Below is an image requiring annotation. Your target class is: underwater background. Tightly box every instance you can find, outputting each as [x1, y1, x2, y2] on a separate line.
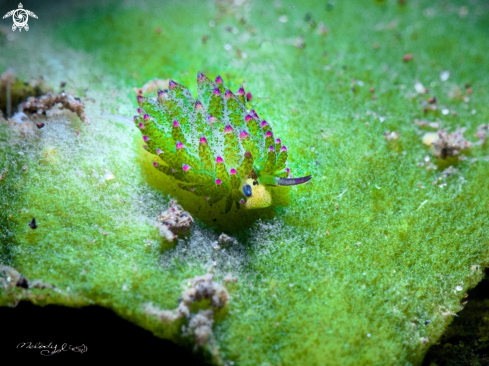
[1, 0, 489, 364]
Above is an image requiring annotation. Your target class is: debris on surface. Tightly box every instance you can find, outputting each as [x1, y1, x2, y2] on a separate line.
[211, 241, 221, 251]
[182, 273, 229, 309]
[0, 69, 50, 117]
[183, 309, 215, 346]
[422, 98, 438, 113]
[440, 166, 459, 179]
[213, 233, 238, 250]
[0, 265, 23, 290]
[28, 279, 56, 290]
[155, 199, 194, 242]
[224, 274, 238, 283]
[134, 78, 169, 95]
[0, 167, 8, 182]
[145, 272, 229, 323]
[432, 129, 472, 159]
[29, 217, 38, 229]
[475, 124, 488, 141]
[1, 112, 37, 136]
[211, 233, 238, 251]
[0, 265, 55, 291]
[383, 131, 401, 141]
[417, 155, 437, 171]
[294, 36, 306, 49]
[218, 233, 234, 245]
[432, 166, 466, 188]
[144, 272, 230, 360]
[16, 276, 29, 289]
[414, 81, 426, 94]
[414, 119, 440, 129]
[422, 132, 440, 146]
[23, 91, 89, 124]
[422, 127, 485, 159]
[403, 53, 413, 62]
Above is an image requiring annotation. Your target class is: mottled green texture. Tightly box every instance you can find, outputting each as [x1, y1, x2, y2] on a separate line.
[1, 0, 489, 365]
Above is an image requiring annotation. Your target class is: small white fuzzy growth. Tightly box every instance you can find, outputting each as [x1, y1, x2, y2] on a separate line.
[184, 309, 214, 346]
[183, 273, 229, 309]
[143, 302, 186, 322]
[143, 271, 230, 356]
[155, 199, 193, 242]
[0, 265, 21, 290]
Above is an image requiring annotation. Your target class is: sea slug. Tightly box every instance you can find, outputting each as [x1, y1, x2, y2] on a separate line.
[134, 73, 311, 212]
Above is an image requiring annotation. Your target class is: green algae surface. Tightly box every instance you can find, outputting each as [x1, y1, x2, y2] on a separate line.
[1, 0, 489, 365]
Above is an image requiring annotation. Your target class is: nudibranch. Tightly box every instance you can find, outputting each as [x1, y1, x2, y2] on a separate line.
[134, 72, 311, 212]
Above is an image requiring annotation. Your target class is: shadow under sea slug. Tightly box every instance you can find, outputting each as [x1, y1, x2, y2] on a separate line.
[134, 72, 311, 213]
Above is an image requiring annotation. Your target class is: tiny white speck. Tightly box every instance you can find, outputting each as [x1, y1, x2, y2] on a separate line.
[415, 81, 425, 94]
[455, 285, 463, 291]
[289, 283, 294, 287]
[209, 20, 216, 27]
[363, 272, 366, 275]
[471, 109, 477, 114]
[224, 44, 232, 51]
[440, 70, 450, 81]
[242, 52, 248, 59]
[367, 333, 371, 338]
[308, 288, 311, 291]
[104, 170, 115, 181]
[279, 15, 288, 23]
[442, 108, 449, 115]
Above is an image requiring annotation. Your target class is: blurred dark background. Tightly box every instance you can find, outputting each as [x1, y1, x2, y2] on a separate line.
[0, 302, 205, 364]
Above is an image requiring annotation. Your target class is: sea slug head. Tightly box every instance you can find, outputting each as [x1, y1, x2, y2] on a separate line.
[241, 178, 272, 209]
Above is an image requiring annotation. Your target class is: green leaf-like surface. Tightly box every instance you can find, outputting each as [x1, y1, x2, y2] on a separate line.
[1, 0, 489, 364]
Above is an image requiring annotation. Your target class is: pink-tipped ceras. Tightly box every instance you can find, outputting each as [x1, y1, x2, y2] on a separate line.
[134, 72, 311, 212]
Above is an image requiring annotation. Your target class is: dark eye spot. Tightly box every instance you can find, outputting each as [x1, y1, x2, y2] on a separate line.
[253, 180, 258, 186]
[242, 184, 252, 197]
